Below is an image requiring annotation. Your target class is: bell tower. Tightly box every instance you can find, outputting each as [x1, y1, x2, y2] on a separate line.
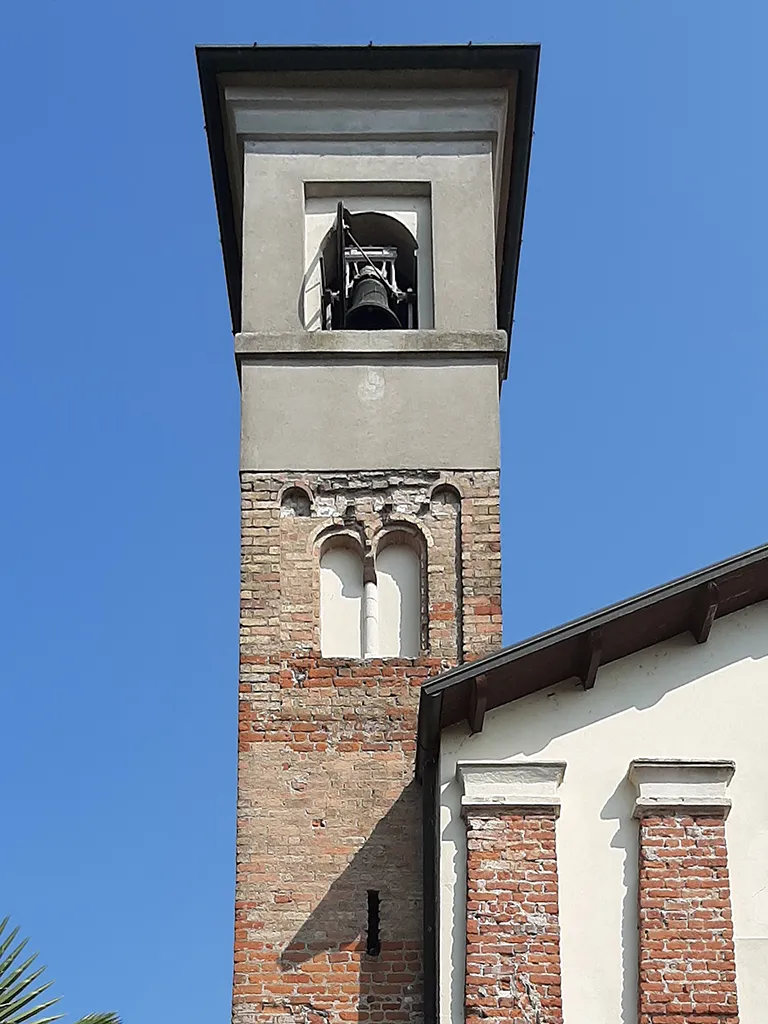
[197, 44, 538, 1024]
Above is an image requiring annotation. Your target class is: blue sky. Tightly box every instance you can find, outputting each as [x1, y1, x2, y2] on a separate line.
[1, 1, 766, 1022]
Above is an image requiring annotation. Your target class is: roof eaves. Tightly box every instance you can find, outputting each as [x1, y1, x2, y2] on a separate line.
[421, 539, 768, 702]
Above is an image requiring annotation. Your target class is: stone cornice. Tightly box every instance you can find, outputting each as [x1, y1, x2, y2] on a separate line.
[456, 760, 566, 816]
[628, 758, 736, 819]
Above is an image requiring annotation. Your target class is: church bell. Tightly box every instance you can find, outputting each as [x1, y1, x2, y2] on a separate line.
[344, 266, 402, 330]
[319, 202, 417, 330]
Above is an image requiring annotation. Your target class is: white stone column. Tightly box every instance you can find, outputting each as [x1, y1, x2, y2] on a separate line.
[457, 760, 567, 814]
[363, 579, 379, 659]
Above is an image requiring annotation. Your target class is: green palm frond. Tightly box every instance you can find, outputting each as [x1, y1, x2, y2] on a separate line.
[0, 920, 119, 1024]
[0, 919, 61, 1024]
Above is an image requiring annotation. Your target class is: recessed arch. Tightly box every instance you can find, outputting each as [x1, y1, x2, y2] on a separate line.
[374, 525, 426, 659]
[315, 525, 366, 560]
[320, 210, 419, 330]
[318, 528, 366, 658]
[372, 521, 428, 558]
[430, 483, 462, 509]
[280, 484, 313, 517]
[429, 483, 463, 661]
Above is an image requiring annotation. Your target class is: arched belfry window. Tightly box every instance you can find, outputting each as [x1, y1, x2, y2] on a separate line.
[320, 543, 364, 658]
[320, 204, 418, 331]
[376, 543, 421, 658]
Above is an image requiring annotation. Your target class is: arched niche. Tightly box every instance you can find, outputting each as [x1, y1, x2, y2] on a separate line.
[429, 483, 463, 659]
[375, 529, 424, 658]
[319, 536, 365, 658]
[280, 485, 312, 517]
[430, 483, 462, 511]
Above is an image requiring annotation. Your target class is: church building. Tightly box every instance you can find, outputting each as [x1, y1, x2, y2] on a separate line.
[197, 43, 768, 1024]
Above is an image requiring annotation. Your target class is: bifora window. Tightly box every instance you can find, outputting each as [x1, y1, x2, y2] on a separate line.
[319, 532, 422, 659]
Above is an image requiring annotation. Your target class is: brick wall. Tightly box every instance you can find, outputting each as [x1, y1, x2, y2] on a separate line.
[235, 655, 431, 1024]
[464, 811, 563, 1024]
[240, 470, 502, 663]
[235, 470, 503, 1024]
[637, 814, 740, 1024]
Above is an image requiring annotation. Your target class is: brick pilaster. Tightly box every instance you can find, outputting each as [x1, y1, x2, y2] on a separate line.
[630, 760, 739, 1024]
[458, 762, 566, 1024]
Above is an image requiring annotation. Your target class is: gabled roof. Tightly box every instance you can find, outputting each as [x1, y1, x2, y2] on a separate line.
[196, 43, 539, 373]
[416, 540, 768, 780]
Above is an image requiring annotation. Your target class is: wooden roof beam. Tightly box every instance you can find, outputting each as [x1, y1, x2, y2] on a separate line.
[468, 673, 488, 734]
[692, 580, 719, 644]
[580, 628, 602, 690]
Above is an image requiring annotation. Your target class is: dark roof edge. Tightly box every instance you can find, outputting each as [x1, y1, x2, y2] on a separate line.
[497, 45, 539, 378]
[416, 537, 768, 1023]
[195, 42, 541, 71]
[196, 46, 242, 333]
[424, 538, 768, 699]
[195, 43, 540, 341]
[415, 538, 768, 783]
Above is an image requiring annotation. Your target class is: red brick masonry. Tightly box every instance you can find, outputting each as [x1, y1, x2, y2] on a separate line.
[234, 656, 432, 1024]
[235, 471, 504, 1024]
[638, 815, 740, 1024]
[464, 811, 563, 1024]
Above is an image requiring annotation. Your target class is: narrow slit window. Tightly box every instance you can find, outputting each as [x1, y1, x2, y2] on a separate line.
[366, 890, 381, 957]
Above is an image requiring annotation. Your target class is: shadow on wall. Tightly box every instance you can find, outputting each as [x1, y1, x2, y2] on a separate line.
[441, 610, 768, 1024]
[279, 784, 423, 1024]
[479, 618, 768, 759]
[600, 776, 639, 1024]
[439, 776, 640, 1024]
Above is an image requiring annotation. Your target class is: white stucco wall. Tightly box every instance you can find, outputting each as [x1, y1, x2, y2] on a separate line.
[239, 357, 501, 472]
[439, 601, 768, 1024]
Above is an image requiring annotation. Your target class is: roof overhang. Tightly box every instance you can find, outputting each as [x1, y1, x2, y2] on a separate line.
[416, 540, 768, 780]
[417, 538, 768, 1022]
[196, 44, 540, 375]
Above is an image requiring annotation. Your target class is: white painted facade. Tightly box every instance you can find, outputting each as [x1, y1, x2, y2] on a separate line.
[438, 601, 768, 1024]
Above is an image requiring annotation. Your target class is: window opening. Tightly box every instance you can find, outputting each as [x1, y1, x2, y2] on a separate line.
[366, 890, 381, 957]
[321, 203, 418, 330]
